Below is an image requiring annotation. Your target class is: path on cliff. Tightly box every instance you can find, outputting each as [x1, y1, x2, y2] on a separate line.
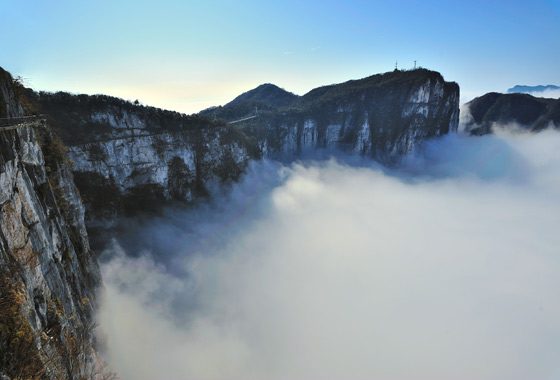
[0, 115, 44, 128]
[227, 114, 258, 124]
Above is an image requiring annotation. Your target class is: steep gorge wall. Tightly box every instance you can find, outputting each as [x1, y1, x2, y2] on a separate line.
[35, 69, 459, 226]
[67, 125, 255, 226]
[258, 72, 459, 158]
[0, 122, 104, 376]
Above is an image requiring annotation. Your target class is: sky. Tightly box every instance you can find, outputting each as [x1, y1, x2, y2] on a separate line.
[99, 127, 560, 380]
[1, 0, 560, 114]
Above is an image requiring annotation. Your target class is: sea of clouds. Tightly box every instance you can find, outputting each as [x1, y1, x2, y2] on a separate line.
[524, 88, 560, 99]
[98, 125, 560, 380]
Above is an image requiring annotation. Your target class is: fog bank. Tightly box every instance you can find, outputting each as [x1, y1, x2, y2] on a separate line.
[523, 88, 560, 99]
[99, 129, 560, 380]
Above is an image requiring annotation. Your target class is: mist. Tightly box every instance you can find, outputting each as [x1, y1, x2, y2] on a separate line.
[523, 88, 560, 99]
[99, 128, 560, 380]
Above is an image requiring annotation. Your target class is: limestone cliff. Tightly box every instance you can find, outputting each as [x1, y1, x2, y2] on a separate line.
[247, 69, 459, 159]
[0, 73, 104, 379]
[29, 69, 459, 226]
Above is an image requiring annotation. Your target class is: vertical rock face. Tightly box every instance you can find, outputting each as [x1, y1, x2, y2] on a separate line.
[66, 126, 254, 226]
[0, 121, 103, 379]
[31, 69, 459, 226]
[258, 69, 460, 159]
[0, 68, 24, 119]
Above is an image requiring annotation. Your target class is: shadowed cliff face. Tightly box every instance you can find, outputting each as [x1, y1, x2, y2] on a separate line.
[0, 70, 107, 379]
[0, 67, 24, 119]
[28, 69, 459, 227]
[0, 123, 104, 379]
[250, 69, 459, 159]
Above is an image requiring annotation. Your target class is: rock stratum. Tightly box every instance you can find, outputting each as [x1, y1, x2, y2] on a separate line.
[0, 68, 105, 379]
[27, 68, 459, 226]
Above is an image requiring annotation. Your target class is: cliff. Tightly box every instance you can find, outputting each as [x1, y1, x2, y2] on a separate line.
[0, 74, 105, 379]
[465, 92, 560, 134]
[254, 68, 459, 158]
[0, 68, 24, 119]
[26, 69, 459, 226]
[202, 69, 459, 159]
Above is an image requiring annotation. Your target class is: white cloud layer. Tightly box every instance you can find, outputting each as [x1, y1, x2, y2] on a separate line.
[524, 88, 560, 99]
[99, 129, 560, 380]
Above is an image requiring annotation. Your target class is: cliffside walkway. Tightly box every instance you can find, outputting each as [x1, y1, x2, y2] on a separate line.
[0, 115, 45, 129]
[227, 115, 258, 124]
[227, 108, 259, 125]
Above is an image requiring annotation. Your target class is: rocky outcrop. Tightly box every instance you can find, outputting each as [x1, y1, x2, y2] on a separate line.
[28, 69, 459, 226]
[254, 69, 459, 159]
[0, 67, 24, 119]
[67, 126, 254, 225]
[0, 120, 104, 379]
[464, 92, 560, 135]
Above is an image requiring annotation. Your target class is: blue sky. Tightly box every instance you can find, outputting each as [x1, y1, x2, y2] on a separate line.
[2, 0, 559, 114]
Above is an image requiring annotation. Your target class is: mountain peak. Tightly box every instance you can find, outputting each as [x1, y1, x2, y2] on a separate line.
[226, 83, 299, 108]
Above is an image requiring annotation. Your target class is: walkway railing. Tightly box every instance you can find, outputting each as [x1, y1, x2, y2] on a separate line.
[0, 115, 44, 128]
[227, 107, 259, 125]
[227, 114, 258, 125]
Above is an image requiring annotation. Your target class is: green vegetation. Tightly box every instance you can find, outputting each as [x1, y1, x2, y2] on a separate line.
[197, 69, 458, 155]
[227, 83, 298, 108]
[36, 126, 72, 172]
[24, 90, 222, 144]
[201, 100, 278, 123]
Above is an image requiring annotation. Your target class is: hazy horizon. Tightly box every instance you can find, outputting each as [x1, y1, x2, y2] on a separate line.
[2, 0, 559, 114]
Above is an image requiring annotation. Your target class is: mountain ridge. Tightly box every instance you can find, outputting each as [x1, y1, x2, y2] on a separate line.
[2, 66, 460, 228]
[507, 84, 560, 94]
[464, 92, 560, 135]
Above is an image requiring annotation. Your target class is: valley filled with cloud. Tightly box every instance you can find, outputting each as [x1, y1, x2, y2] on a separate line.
[99, 127, 560, 380]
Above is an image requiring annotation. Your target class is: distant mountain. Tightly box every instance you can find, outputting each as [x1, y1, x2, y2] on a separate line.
[507, 85, 560, 94]
[227, 83, 299, 108]
[199, 83, 299, 121]
[465, 92, 560, 135]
